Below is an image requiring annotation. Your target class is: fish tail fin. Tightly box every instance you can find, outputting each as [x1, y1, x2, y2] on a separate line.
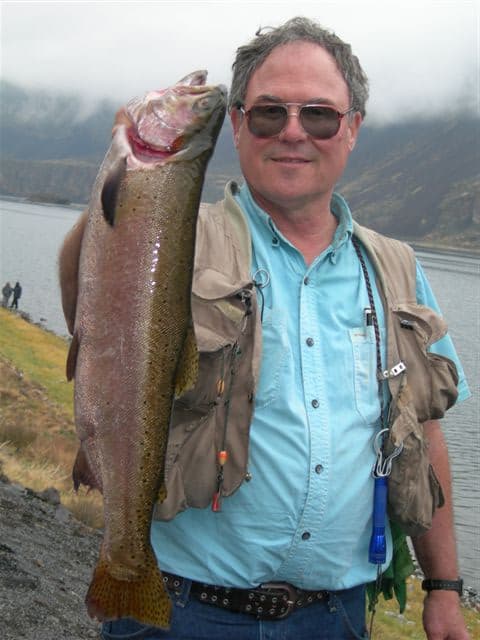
[85, 548, 172, 629]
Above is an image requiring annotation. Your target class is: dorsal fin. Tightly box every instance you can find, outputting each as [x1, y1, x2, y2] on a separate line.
[101, 157, 127, 226]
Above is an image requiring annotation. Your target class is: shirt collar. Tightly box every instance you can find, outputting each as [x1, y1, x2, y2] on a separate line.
[234, 183, 353, 254]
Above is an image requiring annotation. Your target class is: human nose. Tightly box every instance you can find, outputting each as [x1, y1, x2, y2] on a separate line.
[278, 106, 308, 142]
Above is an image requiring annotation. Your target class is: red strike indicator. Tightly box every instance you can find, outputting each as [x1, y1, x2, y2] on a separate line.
[211, 492, 221, 512]
[212, 450, 228, 512]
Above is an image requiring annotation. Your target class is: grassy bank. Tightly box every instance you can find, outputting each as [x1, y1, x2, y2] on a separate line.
[0, 307, 102, 526]
[0, 308, 73, 414]
[0, 307, 478, 638]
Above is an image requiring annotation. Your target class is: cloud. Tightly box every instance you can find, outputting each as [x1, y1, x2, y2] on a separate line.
[1, 0, 478, 122]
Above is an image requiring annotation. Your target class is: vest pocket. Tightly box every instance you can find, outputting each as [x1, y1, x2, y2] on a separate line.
[392, 304, 459, 421]
[385, 387, 444, 536]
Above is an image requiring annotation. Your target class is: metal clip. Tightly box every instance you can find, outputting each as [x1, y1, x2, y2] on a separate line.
[253, 268, 270, 289]
[380, 361, 406, 380]
[372, 429, 404, 478]
[400, 319, 415, 330]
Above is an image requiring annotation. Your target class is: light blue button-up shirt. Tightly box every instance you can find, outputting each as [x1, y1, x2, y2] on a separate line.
[151, 184, 469, 590]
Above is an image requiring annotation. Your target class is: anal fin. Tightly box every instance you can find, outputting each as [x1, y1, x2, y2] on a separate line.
[72, 444, 102, 493]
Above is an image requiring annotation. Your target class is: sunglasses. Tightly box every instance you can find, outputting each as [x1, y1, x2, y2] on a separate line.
[237, 102, 355, 140]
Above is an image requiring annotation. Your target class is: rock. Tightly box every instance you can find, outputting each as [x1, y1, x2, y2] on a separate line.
[38, 486, 61, 505]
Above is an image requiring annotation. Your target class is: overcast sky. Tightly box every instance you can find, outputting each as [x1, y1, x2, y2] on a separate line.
[1, 0, 479, 123]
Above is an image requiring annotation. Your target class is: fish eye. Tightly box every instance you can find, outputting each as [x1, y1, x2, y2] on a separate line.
[194, 96, 213, 112]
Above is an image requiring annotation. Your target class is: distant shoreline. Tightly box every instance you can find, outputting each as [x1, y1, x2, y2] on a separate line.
[1, 194, 479, 257]
[0, 193, 85, 211]
[409, 242, 480, 259]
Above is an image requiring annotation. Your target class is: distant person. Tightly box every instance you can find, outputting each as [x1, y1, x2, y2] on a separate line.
[10, 282, 22, 309]
[2, 282, 12, 307]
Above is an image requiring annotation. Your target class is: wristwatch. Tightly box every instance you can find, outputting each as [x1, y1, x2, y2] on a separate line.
[421, 578, 463, 596]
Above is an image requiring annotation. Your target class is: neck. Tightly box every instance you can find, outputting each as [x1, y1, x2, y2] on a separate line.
[275, 211, 339, 265]
[250, 189, 339, 265]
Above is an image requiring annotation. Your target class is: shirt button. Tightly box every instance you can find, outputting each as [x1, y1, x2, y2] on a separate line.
[315, 464, 324, 474]
[302, 532, 311, 541]
[272, 237, 279, 246]
[306, 337, 314, 347]
[311, 399, 319, 408]
[303, 277, 310, 285]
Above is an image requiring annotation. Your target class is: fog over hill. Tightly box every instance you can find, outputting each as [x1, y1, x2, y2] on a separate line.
[1, 81, 479, 249]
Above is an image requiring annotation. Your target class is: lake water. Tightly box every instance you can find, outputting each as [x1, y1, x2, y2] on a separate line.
[1, 198, 479, 592]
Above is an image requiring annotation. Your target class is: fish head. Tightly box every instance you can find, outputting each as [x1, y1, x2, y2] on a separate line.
[116, 71, 227, 168]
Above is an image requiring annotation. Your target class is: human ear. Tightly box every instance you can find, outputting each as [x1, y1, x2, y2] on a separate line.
[347, 111, 363, 151]
[230, 108, 242, 149]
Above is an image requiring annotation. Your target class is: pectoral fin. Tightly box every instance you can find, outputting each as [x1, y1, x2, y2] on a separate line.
[174, 326, 199, 397]
[101, 156, 127, 226]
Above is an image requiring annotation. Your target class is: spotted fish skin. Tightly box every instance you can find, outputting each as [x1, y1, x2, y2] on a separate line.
[66, 72, 226, 628]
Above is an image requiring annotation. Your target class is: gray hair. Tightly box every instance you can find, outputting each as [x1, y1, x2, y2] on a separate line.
[229, 16, 369, 117]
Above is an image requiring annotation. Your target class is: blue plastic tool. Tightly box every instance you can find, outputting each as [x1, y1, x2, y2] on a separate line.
[369, 475, 388, 564]
[369, 429, 404, 565]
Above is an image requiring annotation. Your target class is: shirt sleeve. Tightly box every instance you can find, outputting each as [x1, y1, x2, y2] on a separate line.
[415, 260, 471, 404]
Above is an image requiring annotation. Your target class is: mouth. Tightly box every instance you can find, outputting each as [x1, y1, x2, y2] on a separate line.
[128, 130, 182, 163]
[271, 157, 311, 164]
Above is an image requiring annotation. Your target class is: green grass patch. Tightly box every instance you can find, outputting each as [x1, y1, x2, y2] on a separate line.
[0, 308, 73, 416]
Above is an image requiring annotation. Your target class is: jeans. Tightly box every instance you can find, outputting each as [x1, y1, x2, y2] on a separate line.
[101, 581, 368, 640]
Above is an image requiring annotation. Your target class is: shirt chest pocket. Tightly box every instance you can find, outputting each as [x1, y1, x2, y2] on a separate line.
[349, 326, 385, 425]
[255, 310, 291, 409]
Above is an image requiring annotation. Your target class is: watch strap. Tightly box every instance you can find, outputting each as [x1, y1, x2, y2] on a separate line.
[421, 578, 463, 595]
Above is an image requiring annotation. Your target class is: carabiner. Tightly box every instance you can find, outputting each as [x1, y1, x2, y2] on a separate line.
[372, 429, 403, 478]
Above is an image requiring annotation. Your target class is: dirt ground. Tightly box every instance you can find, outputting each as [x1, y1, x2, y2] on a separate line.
[0, 470, 102, 639]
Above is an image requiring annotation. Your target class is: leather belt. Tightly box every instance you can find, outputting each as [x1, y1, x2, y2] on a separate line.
[163, 571, 328, 620]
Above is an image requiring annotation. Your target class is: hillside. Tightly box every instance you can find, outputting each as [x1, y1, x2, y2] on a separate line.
[338, 117, 480, 249]
[0, 80, 479, 247]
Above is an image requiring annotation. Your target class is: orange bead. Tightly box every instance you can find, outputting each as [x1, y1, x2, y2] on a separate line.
[217, 450, 228, 466]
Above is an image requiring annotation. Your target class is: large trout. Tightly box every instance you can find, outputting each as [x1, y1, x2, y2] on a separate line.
[65, 71, 226, 628]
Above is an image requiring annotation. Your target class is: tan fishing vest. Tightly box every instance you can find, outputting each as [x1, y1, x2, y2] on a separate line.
[154, 182, 459, 537]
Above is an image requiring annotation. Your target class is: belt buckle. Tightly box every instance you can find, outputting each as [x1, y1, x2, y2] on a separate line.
[259, 582, 297, 619]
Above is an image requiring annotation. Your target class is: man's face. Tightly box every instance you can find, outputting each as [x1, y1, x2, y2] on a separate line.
[231, 41, 362, 215]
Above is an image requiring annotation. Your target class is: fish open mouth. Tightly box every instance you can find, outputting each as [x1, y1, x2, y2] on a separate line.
[128, 130, 182, 163]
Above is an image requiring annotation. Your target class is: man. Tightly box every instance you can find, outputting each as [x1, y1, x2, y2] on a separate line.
[61, 17, 470, 640]
[10, 281, 22, 310]
[2, 281, 12, 307]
